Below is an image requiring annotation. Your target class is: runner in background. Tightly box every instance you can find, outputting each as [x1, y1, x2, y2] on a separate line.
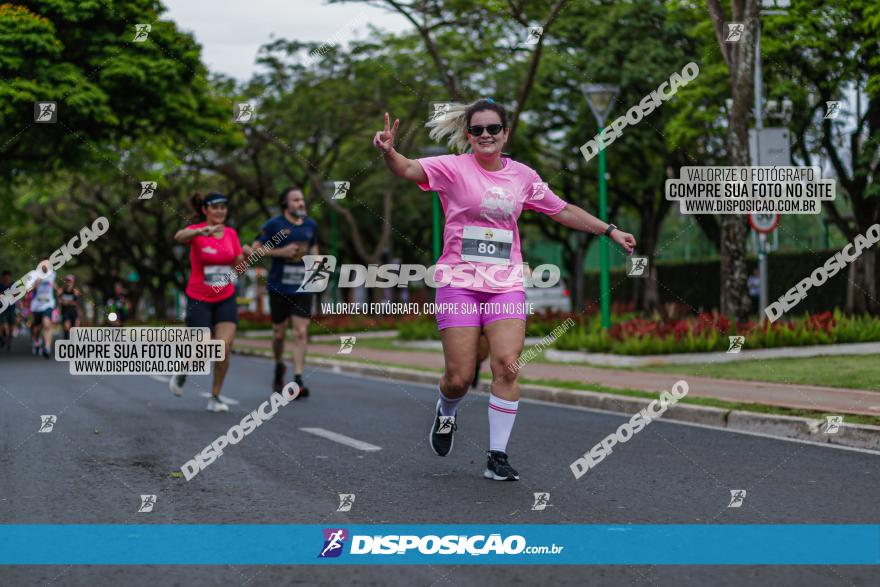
[374, 100, 636, 480]
[58, 274, 81, 339]
[29, 261, 56, 359]
[106, 281, 131, 326]
[0, 270, 16, 351]
[171, 192, 253, 412]
[252, 187, 319, 397]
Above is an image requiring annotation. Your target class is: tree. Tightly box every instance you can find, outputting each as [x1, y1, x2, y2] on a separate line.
[2, 0, 238, 318]
[763, 0, 880, 313]
[0, 1, 228, 181]
[705, 0, 760, 321]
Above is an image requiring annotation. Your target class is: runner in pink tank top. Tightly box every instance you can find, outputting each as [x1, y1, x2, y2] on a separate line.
[374, 99, 636, 481]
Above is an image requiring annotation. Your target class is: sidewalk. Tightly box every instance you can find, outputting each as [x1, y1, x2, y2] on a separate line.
[234, 337, 880, 417]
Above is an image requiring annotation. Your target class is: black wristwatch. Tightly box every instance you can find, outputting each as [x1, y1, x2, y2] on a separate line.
[604, 223, 617, 237]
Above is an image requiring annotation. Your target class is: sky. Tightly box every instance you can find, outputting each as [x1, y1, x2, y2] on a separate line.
[162, 0, 412, 80]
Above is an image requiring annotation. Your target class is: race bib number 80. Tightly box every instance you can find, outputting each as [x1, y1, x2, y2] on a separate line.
[460, 226, 513, 265]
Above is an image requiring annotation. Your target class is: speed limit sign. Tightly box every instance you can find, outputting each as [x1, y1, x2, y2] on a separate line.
[749, 212, 780, 234]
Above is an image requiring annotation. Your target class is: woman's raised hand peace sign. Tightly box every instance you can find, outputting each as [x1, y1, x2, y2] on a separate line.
[372, 112, 399, 153]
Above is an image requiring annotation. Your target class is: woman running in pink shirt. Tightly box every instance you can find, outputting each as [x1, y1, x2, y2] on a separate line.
[171, 192, 253, 412]
[374, 99, 636, 480]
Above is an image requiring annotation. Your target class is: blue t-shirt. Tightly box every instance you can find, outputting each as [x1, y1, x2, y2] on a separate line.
[256, 215, 319, 295]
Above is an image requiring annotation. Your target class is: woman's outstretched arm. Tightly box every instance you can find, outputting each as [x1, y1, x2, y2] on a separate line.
[550, 203, 637, 254]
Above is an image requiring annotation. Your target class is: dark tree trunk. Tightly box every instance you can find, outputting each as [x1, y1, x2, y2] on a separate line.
[708, 0, 759, 321]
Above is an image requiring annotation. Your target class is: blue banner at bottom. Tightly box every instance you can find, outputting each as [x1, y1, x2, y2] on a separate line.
[1, 525, 878, 565]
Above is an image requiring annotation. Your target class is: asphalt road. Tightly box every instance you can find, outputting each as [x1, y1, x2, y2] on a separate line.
[1, 336, 878, 586]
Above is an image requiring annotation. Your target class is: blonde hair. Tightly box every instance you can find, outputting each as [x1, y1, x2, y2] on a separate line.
[425, 99, 509, 154]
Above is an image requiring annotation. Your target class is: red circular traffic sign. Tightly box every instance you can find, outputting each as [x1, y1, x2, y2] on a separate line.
[749, 212, 780, 234]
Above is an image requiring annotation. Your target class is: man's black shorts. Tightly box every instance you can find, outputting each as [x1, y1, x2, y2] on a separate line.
[0, 307, 15, 325]
[186, 294, 238, 328]
[270, 291, 312, 323]
[30, 309, 53, 325]
[61, 308, 78, 324]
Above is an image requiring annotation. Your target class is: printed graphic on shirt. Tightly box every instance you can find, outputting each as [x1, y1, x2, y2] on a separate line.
[479, 186, 516, 221]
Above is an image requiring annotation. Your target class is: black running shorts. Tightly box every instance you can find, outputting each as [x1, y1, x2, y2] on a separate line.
[269, 291, 312, 323]
[185, 294, 239, 328]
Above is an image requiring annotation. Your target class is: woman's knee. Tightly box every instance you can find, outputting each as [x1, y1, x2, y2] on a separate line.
[490, 354, 520, 382]
[443, 370, 472, 394]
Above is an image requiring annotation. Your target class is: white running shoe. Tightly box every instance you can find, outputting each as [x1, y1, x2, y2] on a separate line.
[206, 396, 229, 412]
[169, 374, 185, 397]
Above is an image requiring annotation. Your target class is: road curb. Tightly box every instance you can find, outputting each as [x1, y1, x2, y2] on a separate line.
[234, 348, 880, 452]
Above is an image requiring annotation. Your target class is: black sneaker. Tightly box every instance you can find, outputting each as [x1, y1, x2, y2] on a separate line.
[294, 376, 309, 398]
[429, 400, 457, 457]
[484, 450, 519, 481]
[42, 347, 50, 359]
[273, 363, 286, 393]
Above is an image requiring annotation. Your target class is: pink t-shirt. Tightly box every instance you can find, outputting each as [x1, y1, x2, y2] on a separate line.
[417, 154, 567, 292]
[185, 223, 243, 302]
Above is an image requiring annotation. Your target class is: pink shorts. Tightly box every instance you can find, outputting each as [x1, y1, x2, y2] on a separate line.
[434, 287, 527, 330]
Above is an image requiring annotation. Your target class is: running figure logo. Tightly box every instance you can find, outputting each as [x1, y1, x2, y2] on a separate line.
[34, 102, 57, 123]
[524, 26, 543, 45]
[823, 415, 843, 434]
[728, 490, 746, 508]
[531, 182, 548, 201]
[337, 336, 356, 355]
[297, 255, 337, 293]
[336, 494, 355, 512]
[332, 182, 350, 200]
[429, 102, 452, 122]
[133, 24, 151, 42]
[319, 528, 348, 558]
[727, 336, 745, 353]
[725, 23, 744, 42]
[234, 103, 255, 123]
[628, 256, 648, 277]
[824, 101, 842, 119]
[138, 494, 157, 513]
[38, 415, 57, 433]
[531, 492, 550, 511]
[139, 181, 157, 200]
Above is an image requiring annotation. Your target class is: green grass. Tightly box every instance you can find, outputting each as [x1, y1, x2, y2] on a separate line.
[620, 354, 879, 391]
[234, 344, 880, 426]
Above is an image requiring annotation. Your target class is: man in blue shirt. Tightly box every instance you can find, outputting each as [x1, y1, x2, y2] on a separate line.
[253, 187, 319, 396]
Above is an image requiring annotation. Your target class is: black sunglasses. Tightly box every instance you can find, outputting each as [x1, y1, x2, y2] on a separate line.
[467, 124, 505, 136]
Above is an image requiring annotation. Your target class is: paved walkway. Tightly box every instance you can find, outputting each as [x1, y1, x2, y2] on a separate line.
[234, 337, 880, 417]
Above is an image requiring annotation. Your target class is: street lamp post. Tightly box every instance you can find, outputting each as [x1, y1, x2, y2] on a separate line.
[582, 83, 620, 330]
[420, 145, 447, 262]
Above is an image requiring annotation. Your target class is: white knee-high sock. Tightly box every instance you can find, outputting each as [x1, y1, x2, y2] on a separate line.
[438, 388, 463, 417]
[488, 394, 519, 453]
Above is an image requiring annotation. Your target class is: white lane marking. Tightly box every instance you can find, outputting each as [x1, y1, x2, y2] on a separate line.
[299, 427, 382, 451]
[320, 368, 880, 457]
[198, 392, 240, 405]
[149, 375, 170, 383]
